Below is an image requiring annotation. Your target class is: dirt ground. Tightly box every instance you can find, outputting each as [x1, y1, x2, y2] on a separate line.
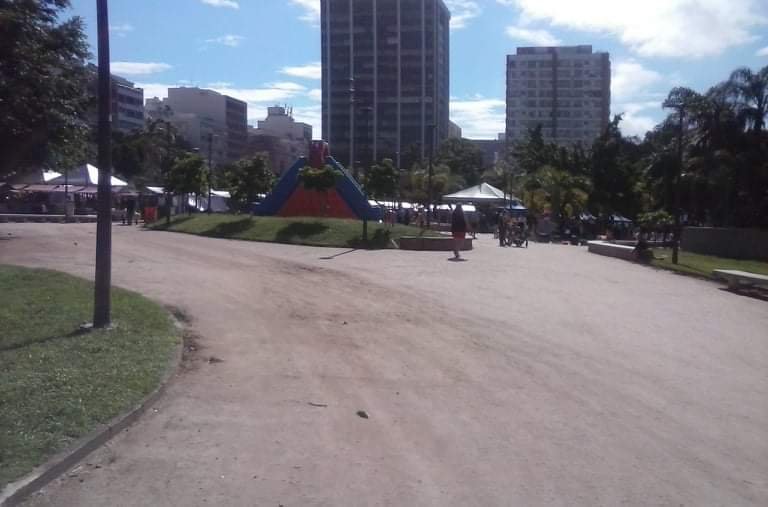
[1, 223, 766, 507]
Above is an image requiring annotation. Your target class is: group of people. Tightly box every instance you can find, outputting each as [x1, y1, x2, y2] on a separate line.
[496, 211, 528, 248]
[382, 207, 427, 228]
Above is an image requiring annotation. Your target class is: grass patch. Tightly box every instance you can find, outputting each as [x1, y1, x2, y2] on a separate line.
[651, 248, 768, 279]
[151, 214, 438, 249]
[0, 266, 179, 488]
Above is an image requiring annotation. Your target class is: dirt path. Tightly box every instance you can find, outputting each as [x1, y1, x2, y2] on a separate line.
[2, 223, 766, 506]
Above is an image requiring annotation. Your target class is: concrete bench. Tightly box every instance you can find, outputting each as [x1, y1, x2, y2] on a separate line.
[398, 236, 473, 251]
[712, 269, 768, 289]
[587, 241, 636, 261]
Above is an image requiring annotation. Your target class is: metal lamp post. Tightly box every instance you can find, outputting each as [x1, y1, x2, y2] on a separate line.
[426, 124, 435, 227]
[93, 0, 113, 328]
[207, 133, 216, 214]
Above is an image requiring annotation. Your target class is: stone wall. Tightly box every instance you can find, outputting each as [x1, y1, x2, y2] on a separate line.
[681, 227, 768, 260]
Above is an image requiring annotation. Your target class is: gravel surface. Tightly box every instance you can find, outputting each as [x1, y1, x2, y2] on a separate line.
[1, 223, 766, 507]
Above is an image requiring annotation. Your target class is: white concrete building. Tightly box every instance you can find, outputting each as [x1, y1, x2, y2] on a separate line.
[506, 45, 610, 147]
[246, 106, 312, 174]
[144, 87, 248, 165]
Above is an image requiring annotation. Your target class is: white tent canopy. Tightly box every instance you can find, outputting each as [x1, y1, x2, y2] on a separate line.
[442, 183, 508, 203]
[48, 164, 127, 187]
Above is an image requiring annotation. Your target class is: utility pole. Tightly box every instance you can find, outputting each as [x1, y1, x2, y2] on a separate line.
[360, 106, 373, 245]
[426, 124, 435, 227]
[164, 126, 173, 226]
[672, 107, 684, 265]
[93, 0, 112, 328]
[663, 87, 696, 266]
[349, 78, 356, 180]
[207, 133, 213, 214]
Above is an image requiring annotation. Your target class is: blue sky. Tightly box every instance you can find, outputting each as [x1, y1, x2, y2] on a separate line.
[68, 0, 768, 139]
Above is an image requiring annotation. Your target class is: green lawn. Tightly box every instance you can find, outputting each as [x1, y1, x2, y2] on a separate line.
[0, 266, 180, 488]
[651, 248, 768, 279]
[151, 214, 438, 248]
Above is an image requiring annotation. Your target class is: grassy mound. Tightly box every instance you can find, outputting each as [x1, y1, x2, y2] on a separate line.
[0, 266, 180, 488]
[151, 214, 438, 248]
[650, 249, 768, 278]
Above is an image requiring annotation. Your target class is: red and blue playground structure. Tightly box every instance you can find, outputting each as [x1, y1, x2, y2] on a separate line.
[255, 141, 381, 221]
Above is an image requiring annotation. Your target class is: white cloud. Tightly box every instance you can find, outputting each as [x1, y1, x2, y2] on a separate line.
[497, 0, 768, 58]
[611, 60, 662, 102]
[308, 88, 322, 101]
[613, 102, 660, 138]
[136, 83, 173, 100]
[280, 62, 322, 80]
[757, 46, 768, 57]
[290, 0, 320, 24]
[610, 61, 665, 137]
[112, 62, 172, 76]
[445, 0, 481, 29]
[201, 0, 239, 9]
[211, 83, 308, 118]
[450, 98, 506, 139]
[207, 81, 233, 88]
[205, 34, 245, 47]
[265, 82, 307, 92]
[505, 25, 561, 46]
[291, 104, 321, 134]
[109, 23, 134, 37]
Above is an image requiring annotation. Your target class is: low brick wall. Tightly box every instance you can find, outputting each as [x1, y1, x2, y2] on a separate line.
[682, 227, 768, 260]
[399, 236, 473, 251]
[587, 241, 636, 261]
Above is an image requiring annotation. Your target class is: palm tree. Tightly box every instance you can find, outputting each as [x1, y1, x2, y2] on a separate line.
[729, 66, 768, 132]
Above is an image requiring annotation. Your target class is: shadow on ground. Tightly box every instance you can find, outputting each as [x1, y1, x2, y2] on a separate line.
[319, 249, 358, 260]
[149, 216, 196, 231]
[721, 286, 768, 302]
[275, 222, 329, 243]
[347, 228, 393, 249]
[202, 217, 254, 238]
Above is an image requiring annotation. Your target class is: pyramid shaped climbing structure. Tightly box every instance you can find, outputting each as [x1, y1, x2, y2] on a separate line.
[255, 142, 381, 220]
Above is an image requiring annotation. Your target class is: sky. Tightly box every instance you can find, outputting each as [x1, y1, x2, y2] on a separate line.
[68, 0, 768, 140]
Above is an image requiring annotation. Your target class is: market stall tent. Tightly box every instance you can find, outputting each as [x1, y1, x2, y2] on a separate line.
[442, 183, 507, 203]
[48, 164, 127, 187]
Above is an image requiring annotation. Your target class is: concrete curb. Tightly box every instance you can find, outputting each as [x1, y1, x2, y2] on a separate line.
[0, 334, 184, 507]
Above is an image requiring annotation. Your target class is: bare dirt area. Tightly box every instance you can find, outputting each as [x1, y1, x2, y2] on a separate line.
[2, 223, 766, 507]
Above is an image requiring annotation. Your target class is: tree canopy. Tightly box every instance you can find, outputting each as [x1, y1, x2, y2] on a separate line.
[0, 0, 90, 179]
[504, 63, 768, 229]
[225, 155, 275, 212]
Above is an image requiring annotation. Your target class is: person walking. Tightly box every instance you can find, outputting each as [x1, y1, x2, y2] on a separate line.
[451, 204, 468, 260]
[498, 210, 507, 247]
[126, 197, 136, 226]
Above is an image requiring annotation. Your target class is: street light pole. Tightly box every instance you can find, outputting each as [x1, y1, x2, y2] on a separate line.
[207, 133, 213, 214]
[349, 78, 356, 180]
[426, 124, 435, 227]
[672, 107, 684, 265]
[93, 0, 113, 328]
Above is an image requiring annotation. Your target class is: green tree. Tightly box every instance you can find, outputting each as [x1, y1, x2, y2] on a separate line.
[436, 137, 484, 185]
[225, 155, 275, 212]
[509, 125, 552, 177]
[365, 158, 398, 199]
[165, 153, 207, 215]
[729, 65, 768, 132]
[0, 0, 90, 179]
[588, 115, 644, 219]
[522, 166, 589, 222]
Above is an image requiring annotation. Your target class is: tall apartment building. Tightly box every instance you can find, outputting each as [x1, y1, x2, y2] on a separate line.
[321, 0, 451, 172]
[147, 87, 248, 164]
[506, 45, 610, 147]
[86, 65, 144, 133]
[246, 106, 313, 174]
